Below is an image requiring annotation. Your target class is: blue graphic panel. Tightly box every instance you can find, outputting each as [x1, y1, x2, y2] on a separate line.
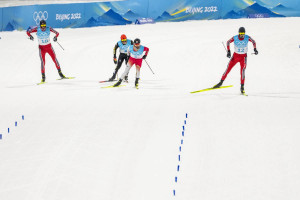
[0, 0, 300, 31]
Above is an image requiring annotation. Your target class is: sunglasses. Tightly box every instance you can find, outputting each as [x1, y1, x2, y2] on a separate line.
[239, 32, 245, 35]
[121, 39, 127, 42]
[41, 24, 46, 27]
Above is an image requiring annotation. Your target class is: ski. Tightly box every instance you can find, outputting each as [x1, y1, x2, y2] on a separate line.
[37, 81, 47, 85]
[241, 93, 248, 96]
[57, 77, 75, 80]
[101, 85, 125, 88]
[190, 85, 233, 94]
[99, 80, 117, 83]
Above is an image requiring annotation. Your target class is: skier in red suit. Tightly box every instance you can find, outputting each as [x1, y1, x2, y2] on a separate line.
[27, 20, 65, 83]
[213, 27, 258, 94]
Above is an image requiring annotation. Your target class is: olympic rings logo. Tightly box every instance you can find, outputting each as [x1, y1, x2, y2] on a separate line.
[236, 41, 246, 45]
[33, 11, 48, 25]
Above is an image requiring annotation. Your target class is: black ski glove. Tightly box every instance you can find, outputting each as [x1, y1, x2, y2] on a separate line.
[113, 56, 117, 64]
[227, 50, 231, 58]
[254, 48, 258, 55]
[29, 35, 34, 41]
[142, 55, 147, 60]
[53, 36, 57, 42]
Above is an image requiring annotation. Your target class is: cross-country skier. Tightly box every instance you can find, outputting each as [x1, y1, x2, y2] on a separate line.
[113, 38, 149, 88]
[213, 27, 258, 94]
[108, 34, 133, 82]
[27, 20, 66, 83]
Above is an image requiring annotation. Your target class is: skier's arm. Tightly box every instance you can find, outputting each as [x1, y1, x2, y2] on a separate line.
[249, 36, 258, 54]
[144, 47, 149, 56]
[113, 43, 119, 58]
[226, 37, 234, 51]
[26, 27, 37, 37]
[248, 36, 256, 49]
[50, 27, 59, 37]
[142, 47, 149, 59]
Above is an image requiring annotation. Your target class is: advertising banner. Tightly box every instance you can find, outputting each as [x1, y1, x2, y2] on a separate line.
[0, 0, 300, 31]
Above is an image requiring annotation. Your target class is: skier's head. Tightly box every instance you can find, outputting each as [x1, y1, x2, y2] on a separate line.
[121, 34, 127, 44]
[238, 27, 245, 38]
[133, 38, 141, 49]
[40, 20, 46, 31]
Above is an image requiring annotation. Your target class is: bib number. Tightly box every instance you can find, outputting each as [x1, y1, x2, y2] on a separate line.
[237, 48, 245, 53]
[41, 39, 49, 44]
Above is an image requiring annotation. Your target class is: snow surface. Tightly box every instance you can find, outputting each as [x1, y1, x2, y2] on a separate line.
[0, 17, 300, 200]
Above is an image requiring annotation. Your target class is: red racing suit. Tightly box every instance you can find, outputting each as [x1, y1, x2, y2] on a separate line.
[27, 27, 60, 74]
[222, 35, 256, 84]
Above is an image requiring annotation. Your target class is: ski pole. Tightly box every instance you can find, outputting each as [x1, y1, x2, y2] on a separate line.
[222, 42, 227, 52]
[144, 60, 155, 75]
[56, 41, 65, 50]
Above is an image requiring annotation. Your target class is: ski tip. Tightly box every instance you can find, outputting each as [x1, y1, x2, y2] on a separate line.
[57, 77, 75, 80]
[101, 85, 125, 88]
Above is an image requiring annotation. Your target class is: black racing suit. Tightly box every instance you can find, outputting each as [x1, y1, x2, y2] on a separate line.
[110, 40, 134, 81]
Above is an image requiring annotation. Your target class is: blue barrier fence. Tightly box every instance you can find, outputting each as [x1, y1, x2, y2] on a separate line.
[0, 0, 300, 31]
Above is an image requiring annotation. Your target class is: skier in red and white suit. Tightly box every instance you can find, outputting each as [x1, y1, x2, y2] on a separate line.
[213, 27, 258, 94]
[114, 38, 149, 88]
[27, 20, 65, 83]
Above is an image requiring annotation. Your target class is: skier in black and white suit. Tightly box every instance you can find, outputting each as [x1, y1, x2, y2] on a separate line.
[109, 34, 133, 82]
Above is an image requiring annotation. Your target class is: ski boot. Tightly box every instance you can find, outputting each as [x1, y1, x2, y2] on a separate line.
[108, 73, 116, 81]
[113, 79, 123, 87]
[240, 84, 245, 94]
[124, 75, 129, 83]
[213, 80, 224, 88]
[135, 78, 139, 88]
[58, 69, 66, 79]
[41, 73, 46, 83]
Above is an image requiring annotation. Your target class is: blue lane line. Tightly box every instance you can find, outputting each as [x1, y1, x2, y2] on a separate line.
[1, 115, 25, 141]
[173, 113, 188, 197]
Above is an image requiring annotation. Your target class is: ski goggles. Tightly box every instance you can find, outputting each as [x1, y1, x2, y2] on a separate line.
[40, 24, 46, 28]
[121, 39, 127, 42]
[239, 32, 245, 35]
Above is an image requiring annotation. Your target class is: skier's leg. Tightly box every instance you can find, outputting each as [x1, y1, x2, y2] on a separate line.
[135, 65, 141, 87]
[240, 56, 247, 93]
[39, 47, 46, 81]
[214, 56, 237, 88]
[110, 55, 125, 81]
[221, 56, 237, 81]
[114, 61, 133, 87]
[48, 45, 65, 78]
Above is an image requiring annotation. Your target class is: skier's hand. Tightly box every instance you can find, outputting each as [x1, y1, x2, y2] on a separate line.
[227, 50, 231, 58]
[142, 55, 147, 60]
[29, 35, 34, 41]
[113, 56, 117, 64]
[254, 48, 258, 55]
[53, 36, 57, 42]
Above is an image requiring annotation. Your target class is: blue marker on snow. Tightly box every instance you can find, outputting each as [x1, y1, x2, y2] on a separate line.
[182, 131, 184, 136]
[0, 134, 2, 140]
[15, 122, 17, 127]
[22, 115, 24, 120]
[8, 128, 10, 133]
